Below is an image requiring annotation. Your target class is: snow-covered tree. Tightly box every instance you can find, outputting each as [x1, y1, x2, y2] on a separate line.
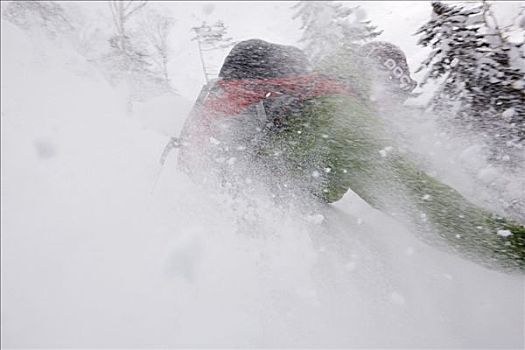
[416, 1, 525, 164]
[2, 1, 74, 39]
[102, 1, 178, 103]
[191, 20, 233, 83]
[108, 0, 147, 55]
[105, 1, 151, 77]
[138, 10, 176, 91]
[292, 1, 381, 63]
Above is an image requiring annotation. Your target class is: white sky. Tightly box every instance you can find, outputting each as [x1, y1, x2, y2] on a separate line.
[66, 1, 523, 100]
[160, 1, 435, 99]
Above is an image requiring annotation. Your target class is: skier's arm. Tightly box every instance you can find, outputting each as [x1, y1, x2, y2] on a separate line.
[304, 96, 525, 272]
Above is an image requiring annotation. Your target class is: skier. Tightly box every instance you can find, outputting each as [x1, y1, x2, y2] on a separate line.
[173, 39, 524, 272]
[177, 39, 352, 198]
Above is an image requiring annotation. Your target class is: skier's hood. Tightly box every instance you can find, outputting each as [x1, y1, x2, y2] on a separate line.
[219, 39, 312, 80]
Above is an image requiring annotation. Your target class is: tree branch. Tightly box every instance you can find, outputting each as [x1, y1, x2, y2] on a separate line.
[125, 1, 147, 20]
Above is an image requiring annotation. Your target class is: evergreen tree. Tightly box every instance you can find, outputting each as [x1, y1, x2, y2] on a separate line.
[416, 1, 525, 164]
[292, 1, 381, 63]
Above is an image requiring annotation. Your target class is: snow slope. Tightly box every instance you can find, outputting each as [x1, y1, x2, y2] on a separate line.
[1, 16, 524, 349]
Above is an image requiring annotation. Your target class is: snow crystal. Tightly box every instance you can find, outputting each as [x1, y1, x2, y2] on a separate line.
[497, 230, 513, 238]
[520, 14, 525, 29]
[442, 273, 454, 280]
[405, 247, 415, 256]
[502, 108, 515, 120]
[296, 289, 319, 306]
[324, 167, 332, 173]
[422, 194, 431, 200]
[379, 146, 393, 157]
[209, 137, 221, 145]
[311, 170, 320, 178]
[34, 139, 57, 159]
[345, 261, 357, 271]
[477, 167, 499, 184]
[390, 292, 406, 305]
[306, 213, 325, 224]
[512, 80, 524, 89]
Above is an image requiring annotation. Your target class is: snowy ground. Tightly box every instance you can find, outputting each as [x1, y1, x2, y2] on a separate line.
[2, 5, 525, 349]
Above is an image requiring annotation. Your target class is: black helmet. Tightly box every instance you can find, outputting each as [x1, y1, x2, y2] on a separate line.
[360, 41, 417, 95]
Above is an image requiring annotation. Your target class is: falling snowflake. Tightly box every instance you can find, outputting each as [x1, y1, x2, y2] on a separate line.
[379, 146, 394, 157]
[497, 230, 512, 238]
[306, 214, 325, 224]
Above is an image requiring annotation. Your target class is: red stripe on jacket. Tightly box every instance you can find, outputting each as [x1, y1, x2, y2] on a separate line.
[203, 74, 352, 116]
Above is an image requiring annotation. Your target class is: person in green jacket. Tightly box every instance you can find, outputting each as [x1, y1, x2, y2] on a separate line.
[178, 39, 525, 273]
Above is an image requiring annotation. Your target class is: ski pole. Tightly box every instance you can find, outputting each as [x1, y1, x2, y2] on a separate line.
[151, 136, 183, 195]
[160, 136, 182, 165]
